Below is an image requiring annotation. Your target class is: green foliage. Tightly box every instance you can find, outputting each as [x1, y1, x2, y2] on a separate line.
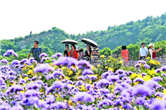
[99, 47, 112, 56]
[0, 13, 166, 60]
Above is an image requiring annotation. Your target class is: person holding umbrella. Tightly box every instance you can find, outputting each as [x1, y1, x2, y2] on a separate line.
[69, 44, 79, 60]
[64, 44, 69, 57]
[61, 39, 78, 59]
[81, 38, 98, 62]
[84, 44, 92, 61]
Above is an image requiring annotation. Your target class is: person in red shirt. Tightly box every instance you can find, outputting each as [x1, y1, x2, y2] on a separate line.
[69, 44, 79, 60]
[121, 45, 129, 66]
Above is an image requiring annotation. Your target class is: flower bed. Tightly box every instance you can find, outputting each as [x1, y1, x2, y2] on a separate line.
[0, 50, 166, 110]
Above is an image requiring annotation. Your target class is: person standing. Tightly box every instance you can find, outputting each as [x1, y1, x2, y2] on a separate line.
[91, 46, 99, 62]
[85, 45, 92, 61]
[64, 44, 69, 57]
[28, 41, 42, 63]
[76, 46, 84, 60]
[69, 44, 78, 60]
[138, 43, 148, 60]
[121, 45, 129, 66]
[148, 43, 162, 59]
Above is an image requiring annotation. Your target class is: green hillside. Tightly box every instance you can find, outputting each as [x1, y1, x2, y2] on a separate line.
[1, 12, 166, 57]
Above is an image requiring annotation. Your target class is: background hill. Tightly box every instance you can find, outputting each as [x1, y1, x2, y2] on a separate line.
[0, 12, 166, 60]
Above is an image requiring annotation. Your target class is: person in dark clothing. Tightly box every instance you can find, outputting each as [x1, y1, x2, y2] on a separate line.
[64, 44, 69, 57]
[84, 45, 92, 61]
[28, 41, 42, 63]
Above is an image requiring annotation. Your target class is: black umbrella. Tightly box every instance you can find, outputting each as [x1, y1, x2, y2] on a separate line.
[81, 38, 98, 47]
[61, 39, 78, 44]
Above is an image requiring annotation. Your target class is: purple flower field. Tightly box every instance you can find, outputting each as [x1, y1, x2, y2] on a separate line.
[0, 50, 166, 110]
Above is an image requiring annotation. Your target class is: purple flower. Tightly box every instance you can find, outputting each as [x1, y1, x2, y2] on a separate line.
[82, 69, 94, 75]
[134, 63, 141, 68]
[141, 73, 147, 77]
[149, 99, 166, 110]
[144, 64, 150, 69]
[77, 60, 91, 69]
[76, 81, 84, 86]
[69, 66, 76, 72]
[155, 68, 161, 73]
[52, 70, 65, 78]
[34, 64, 54, 73]
[3, 49, 18, 57]
[135, 97, 145, 105]
[161, 66, 166, 71]
[6, 85, 24, 95]
[24, 90, 40, 98]
[78, 76, 85, 80]
[96, 79, 110, 88]
[134, 78, 144, 84]
[55, 57, 77, 67]
[46, 81, 64, 94]
[0, 59, 8, 64]
[153, 76, 163, 82]
[123, 103, 133, 109]
[20, 58, 29, 64]
[161, 73, 166, 77]
[133, 84, 154, 97]
[107, 75, 119, 82]
[46, 95, 55, 104]
[137, 60, 146, 64]
[19, 78, 26, 84]
[37, 100, 48, 108]
[101, 71, 112, 79]
[127, 71, 133, 75]
[50, 102, 67, 109]
[97, 99, 114, 108]
[90, 75, 97, 80]
[63, 84, 72, 90]
[115, 69, 125, 75]
[40, 57, 50, 63]
[46, 74, 54, 80]
[125, 79, 132, 84]
[99, 88, 110, 94]
[114, 99, 123, 106]
[11, 60, 20, 66]
[39, 53, 48, 58]
[155, 92, 164, 97]
[7, 70, 17, 75]
[73, 92, 94, 103]
[29, 57, 35, 63]
[26, 82, 41, 90]
[51, 53, 63, 59]
[144, 80, 159, 90]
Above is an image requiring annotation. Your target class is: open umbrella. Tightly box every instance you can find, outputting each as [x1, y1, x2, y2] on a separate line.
[61, 39, 78, 44]
[81, 38, 98, 47]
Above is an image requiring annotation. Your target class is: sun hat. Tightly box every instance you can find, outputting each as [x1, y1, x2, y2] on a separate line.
[149, 43, 154, 47]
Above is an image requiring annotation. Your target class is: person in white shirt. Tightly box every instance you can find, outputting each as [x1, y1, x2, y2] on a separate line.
[148, 43, 162, 59]
[138, 43, 148, 60]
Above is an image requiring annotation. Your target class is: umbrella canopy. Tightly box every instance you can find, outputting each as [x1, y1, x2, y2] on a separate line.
[61, 39, 78, 44]
[81, 38, 98, 47]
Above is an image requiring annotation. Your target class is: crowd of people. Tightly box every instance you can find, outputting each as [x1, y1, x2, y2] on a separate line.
[27, 41, 162, 66]
[63, 44, 99, 62]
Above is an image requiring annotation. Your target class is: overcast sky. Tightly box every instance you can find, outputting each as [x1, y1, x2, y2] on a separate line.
[0, 0, 166, 40]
